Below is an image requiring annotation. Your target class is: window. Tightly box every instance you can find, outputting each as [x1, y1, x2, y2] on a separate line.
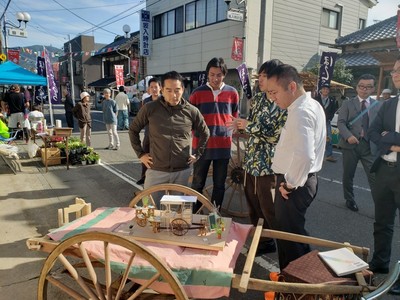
[186, 2, 195, 30]
[207, 0, 217, 24]
[196, 0, 206, 27]
[186, 0, 227, 31]
[322, 8, 339, 29]
[359, 18, 366, 30]
[153, 6, 184, 39]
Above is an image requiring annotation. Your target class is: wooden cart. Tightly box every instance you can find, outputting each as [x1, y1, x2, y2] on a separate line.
[27, 184, 399, 300]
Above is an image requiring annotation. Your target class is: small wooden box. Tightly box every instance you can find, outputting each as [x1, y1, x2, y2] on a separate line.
[54, 127, 73, 137]
[41, 147, 61, 166]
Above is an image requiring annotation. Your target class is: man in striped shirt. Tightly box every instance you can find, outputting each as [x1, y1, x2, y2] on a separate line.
[190, 57, 239, 209]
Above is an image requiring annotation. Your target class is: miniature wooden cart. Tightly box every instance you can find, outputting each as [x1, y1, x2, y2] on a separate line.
[26, 184, 399, 300]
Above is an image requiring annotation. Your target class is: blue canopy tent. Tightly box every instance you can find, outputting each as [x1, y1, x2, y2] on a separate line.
[0, 61, 47, 86]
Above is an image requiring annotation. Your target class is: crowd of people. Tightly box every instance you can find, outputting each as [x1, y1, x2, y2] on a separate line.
[127, 56, 400, 294]
[1, 55, 399, 295]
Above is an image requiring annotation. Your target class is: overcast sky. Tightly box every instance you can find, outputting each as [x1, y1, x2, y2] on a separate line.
[367, 0, 398, 25]
[1, 0, 398, 50]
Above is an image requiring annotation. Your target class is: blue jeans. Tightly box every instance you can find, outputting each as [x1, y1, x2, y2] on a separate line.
[191, 157, 229, 208]
[117, 110, 129, 130]
[326, 120, 333, 157]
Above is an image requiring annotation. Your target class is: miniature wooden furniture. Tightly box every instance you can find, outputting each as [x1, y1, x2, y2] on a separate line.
[129, 183, 215, 214]
[57, 197, 92, 227]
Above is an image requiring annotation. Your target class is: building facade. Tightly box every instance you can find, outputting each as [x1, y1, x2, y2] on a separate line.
[145, 0, 376, 85]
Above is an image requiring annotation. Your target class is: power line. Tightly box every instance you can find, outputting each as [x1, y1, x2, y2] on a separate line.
[27, 2, 136, 13]
[51, 0, 118, 36]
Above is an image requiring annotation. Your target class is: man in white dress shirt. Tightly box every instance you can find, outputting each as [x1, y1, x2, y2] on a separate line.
[266, 63, 326, 270]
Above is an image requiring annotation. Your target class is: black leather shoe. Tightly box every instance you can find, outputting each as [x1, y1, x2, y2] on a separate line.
[136, 177, 145, 185]
[368, 263, 389, 274]
[346, 200, 359, 212]
[389, 280, 400, 295]
[256, 240, 277, 256]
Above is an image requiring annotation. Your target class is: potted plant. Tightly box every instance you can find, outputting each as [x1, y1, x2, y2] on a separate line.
[215, 227, 222, 239]
[87, 152, 100, 164]
[81, 154, 88, 165]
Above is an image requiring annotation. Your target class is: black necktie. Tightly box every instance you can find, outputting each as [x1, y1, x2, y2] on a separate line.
[361, 100, 369, 140]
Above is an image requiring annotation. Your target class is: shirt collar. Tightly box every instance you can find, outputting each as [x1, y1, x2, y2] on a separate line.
[357, 95, 370, 103]
[287, 92, 309, 111]
[206, 82, 225, 91]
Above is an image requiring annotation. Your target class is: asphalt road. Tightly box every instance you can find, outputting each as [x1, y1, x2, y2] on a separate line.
[1, 104, 399, 299]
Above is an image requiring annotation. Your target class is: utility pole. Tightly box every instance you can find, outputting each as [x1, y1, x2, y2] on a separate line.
[68, 35, 75, 106]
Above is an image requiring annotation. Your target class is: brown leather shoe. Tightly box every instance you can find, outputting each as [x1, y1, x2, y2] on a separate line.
[325, 156, 337, 162]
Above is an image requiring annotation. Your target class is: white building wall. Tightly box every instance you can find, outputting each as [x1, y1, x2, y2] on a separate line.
[145, 0, 372, 74]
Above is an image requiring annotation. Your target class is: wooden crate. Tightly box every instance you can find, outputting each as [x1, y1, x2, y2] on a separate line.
[41, 147, 61, 166]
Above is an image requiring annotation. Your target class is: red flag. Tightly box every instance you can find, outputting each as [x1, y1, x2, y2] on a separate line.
[397, 9, 400, 48]
[231, 37, 243, 61]
[7, 49, 20, 64]
[114, 65, 124, 88]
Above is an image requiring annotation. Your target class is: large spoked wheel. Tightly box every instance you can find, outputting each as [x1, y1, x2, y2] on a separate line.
[38, 232, 189, 300]
[170, 218, 190, 236]
[204, 133, 249, 217]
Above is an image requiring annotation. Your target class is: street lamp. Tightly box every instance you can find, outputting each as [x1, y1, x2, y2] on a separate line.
[1, 12, 31, 55]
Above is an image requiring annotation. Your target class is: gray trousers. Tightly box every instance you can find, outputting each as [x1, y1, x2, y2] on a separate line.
[341, 139, 375, 203]
[370, 161, 400, 269]
[143, 168, 192, 207]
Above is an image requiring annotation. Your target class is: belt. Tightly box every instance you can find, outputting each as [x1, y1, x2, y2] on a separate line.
[275, 173, 316, 178]
[383, 160, 397, 167]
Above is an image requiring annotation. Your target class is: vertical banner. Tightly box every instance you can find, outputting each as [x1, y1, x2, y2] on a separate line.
[35, 57, 48, 105]
[44, 48, 60, 104]
[317, 52, 337, 92]
[140, 10, 151, 56]
[231, 37, 243, 61]
[7, 49, 20, 64]
[130, 59, 139, 82]
[236, 63, 253, 100]
[198, 71, 207, 86]
[115, 65, 124, 88]
[397, 9, 400, 48]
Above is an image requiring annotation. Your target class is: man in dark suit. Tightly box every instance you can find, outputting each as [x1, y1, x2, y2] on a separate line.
[367, 56, 400, 295]
[337, 74, 380, 212]
[314, 83, 338, 162]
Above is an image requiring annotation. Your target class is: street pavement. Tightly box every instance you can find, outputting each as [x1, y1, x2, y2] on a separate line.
[0, 104, 399, 299]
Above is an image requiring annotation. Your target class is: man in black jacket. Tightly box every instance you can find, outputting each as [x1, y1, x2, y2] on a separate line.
[314, 83, 337, 162]
[367, 55, 400, 295]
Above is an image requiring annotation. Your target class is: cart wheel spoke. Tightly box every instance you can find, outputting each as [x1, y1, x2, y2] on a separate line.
[38, 232, 189, 300]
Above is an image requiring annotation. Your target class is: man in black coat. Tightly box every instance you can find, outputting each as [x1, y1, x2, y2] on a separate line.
[367, 55, 400, 295]
[63, 90, 74, 129]
[314, 83, 337, 162]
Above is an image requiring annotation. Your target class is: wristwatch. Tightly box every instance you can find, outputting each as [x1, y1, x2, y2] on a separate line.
[282, 182, 295, 193]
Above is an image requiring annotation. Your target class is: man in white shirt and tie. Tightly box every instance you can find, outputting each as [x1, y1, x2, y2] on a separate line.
[368, 55, 400, 295]
[266, 63, 326, 270]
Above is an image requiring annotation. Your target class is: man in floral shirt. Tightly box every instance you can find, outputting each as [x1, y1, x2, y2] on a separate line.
[228, 59, 287, 256]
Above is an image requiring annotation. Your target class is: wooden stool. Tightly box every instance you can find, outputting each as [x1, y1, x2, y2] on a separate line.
[57, 197, 92, 227]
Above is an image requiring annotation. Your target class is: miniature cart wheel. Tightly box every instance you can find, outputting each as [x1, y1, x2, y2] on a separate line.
[171, 218, 190, 236]
[136, 214, 147, 227]
[37, 232, 189, 300]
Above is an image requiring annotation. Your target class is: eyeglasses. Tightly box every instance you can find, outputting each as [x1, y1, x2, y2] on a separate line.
[357, 85, 374, 90]
[390, 69, 400, 76]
